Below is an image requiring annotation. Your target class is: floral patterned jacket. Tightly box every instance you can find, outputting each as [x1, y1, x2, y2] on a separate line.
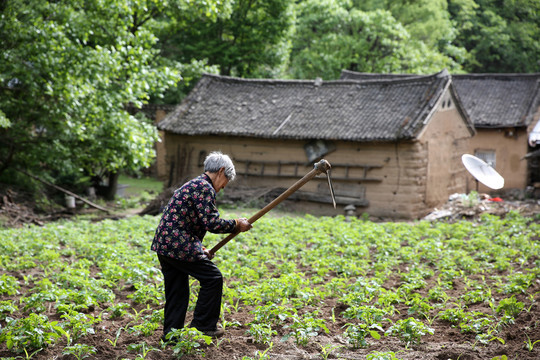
[151, 173, 236, 262]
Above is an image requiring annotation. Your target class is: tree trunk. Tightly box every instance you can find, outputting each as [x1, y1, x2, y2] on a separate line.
[104, 171, 119, 201]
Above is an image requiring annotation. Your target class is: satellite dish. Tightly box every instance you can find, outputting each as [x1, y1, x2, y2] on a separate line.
[461, 154, 504, 190]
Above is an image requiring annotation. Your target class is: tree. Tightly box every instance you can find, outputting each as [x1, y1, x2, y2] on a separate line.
[158, 0, 295, 79]
[449, 0, 540, 72]
[289, 0, 462, 80]
[351, 0, 471, 70]
[0, 0, 227, 197]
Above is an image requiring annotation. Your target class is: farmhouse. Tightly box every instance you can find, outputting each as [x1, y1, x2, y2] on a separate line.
[157, 70, 475, 219]
[341, 70, 540, 194]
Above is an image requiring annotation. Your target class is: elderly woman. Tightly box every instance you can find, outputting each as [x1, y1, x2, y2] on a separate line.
[151, 151, 252, 340]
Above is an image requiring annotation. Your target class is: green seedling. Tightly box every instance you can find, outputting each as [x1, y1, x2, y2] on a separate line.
[0, 274, 20, 295]
[104, 327, 124, 347]
[319, 343, 343, 360]
[523, 333, 540, 351]
[343, 323, 382, 349]
[62, 344, 97, 360]
[250, 303, 295, 326]
[283, 313, 329, 346]
[242, 342, 273, 360]
[246, 323, 276, 345]
[127, 282, 162, 305]
[165, 327, 212, 358]
[106, 302, 131, 319]
[127, 341, 161, 359]
[60, 312, 96, 344]
[222, 319, 242, 330]
[342, 305, 387, 324]
[0, 314, 63, 352]
[366, 350, 403, 360]
[0, 300, 17, 320]
[496, 296, 524, 317]
[525, 291, 539, 312]
[385, 318, 434, 348]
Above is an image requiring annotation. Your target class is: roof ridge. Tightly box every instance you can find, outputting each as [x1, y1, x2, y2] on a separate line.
[453, 73, 540, 80]
[341, 69, 540, 79]
[202, 70, 450, 87]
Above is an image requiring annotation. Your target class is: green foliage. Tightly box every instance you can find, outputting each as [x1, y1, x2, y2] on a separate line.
[366, 350, 403, 360]
[127, 282, 163, 305]
[0, 0, 181, 185]
[241, 343, 273, 360]
[250, 304, 294, 326]
[1, 211, 540, 357]
[283, 312, 329, 346]
[342, 305, 387, 324]
[0, 313, 63, 352]
[0, 300, 18, 320]
[165, 327, 212, 358]
[344, 323, 382, 349]
[0, 274, 20, 295]
[246, 323, 276, 345]
[59, 312, 96, 344]
[62, 343, 97, 360]
[523, 334, 540, 352]
[496, 296, 524, 318]
[289, 0, 462, 79]
[385, 317, 434, 348]
[449, 0, 540, 72]
[159, 0, 294, 79]
[127, 341, 161, 359]
[106, 302, 131, 319]
[502, 272, 535, 294]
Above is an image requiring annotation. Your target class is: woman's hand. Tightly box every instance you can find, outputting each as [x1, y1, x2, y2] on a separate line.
[203, 246, 214, 260]
[235, 218, 252, 232]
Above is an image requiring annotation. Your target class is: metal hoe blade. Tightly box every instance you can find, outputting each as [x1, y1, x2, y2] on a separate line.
[326, 169, 337, 209]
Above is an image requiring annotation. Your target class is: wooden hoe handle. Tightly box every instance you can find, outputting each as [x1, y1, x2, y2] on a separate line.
[209, 159, 332, 257]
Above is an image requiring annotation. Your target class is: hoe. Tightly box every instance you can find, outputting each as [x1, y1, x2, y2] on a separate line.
[209, 159, 336, 257]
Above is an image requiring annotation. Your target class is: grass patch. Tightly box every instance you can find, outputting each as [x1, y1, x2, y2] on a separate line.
[118, 175, 164, 197]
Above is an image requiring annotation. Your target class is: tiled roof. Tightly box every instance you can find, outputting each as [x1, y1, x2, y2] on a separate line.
[159, 70, 470, 141]
[340, 70, 540, 128]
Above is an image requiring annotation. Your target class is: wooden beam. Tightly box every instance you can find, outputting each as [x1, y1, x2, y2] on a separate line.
[18, 169, 111, 213]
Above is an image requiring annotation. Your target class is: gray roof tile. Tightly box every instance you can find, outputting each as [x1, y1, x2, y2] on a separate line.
[159, 70, 469, 141]
[340, 70, 540, 128]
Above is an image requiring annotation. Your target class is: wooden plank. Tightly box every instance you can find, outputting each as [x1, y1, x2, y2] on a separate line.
[234, 172, 382, 182]
[233, 159, 384, 182]
[290, 191, 369, 207]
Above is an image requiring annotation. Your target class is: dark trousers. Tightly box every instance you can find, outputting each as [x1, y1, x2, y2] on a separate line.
[157, 254, 223, 336]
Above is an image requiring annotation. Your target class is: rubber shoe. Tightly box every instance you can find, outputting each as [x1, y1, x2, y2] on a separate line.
[203, 328, 225, 338]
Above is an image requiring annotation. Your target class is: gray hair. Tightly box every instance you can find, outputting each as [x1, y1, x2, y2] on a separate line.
[204, 151, 236, 181]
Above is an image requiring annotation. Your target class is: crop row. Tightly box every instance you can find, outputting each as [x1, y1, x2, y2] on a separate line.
[0, 211, 539, 359]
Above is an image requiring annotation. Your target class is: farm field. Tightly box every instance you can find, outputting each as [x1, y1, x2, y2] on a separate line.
[0, 211, 539, 360]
